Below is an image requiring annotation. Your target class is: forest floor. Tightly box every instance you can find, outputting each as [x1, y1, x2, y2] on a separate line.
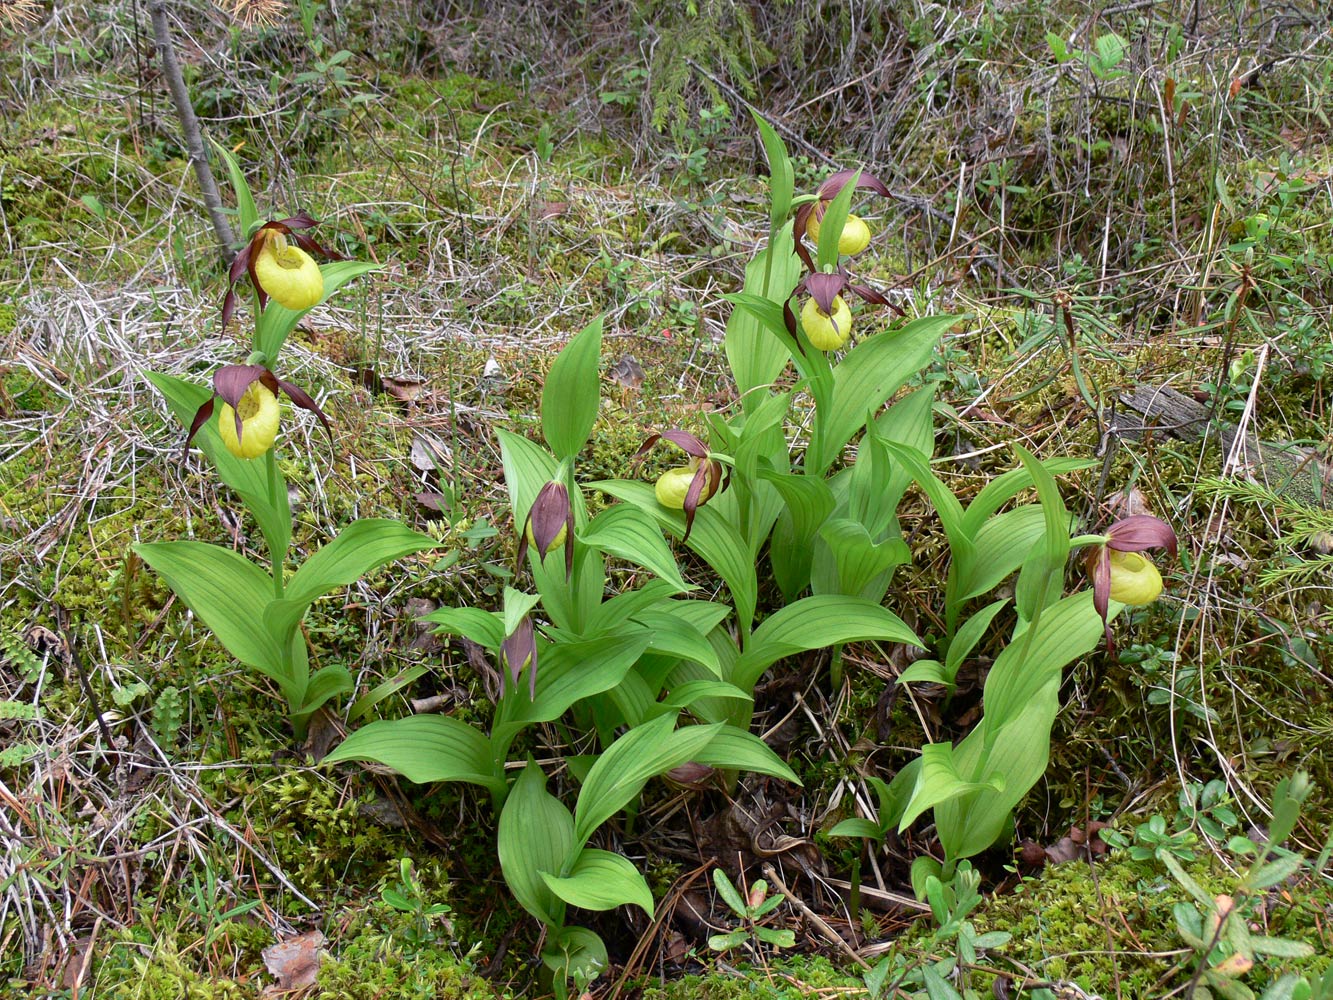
[2, 2, 1332, 998]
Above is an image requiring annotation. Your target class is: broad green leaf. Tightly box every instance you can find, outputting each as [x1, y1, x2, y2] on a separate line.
[1249, 937, 1315, 959]
[656, 680, 751, 711]
[982, 591, 1105, 724]
[944, 599, 1009, 676]
[956, 505, 1048, 602]
[828, 818, 883, 840]
[210, 141, 258, 237]
[726, 288, 807, 391]
[1012, 445, 1072, 622]
[134, 541, 284, 683]
[586, 579, 680, 632]
[256, 260, 381, 360]
[323, 715, 504, 795]
[897, 660, 949, 686]
[593, 479, 758, 635]
[752, 111, 794, 229]
[266, 519, 440, 648]
[498, 761, 574, 926]
[498, 629, 652, 740]
[420, 606, 506, 650]
[293, 664, 354, 715]
[816, 518, 910, 599]
[733, 595, 921, 693]
[690, 725, 801, 784]
[898, 742, 1005, 832]
[286, 519, 440, 608]
[541, 848, 654, 918]
[501, 587, 542, 638]
[723, 231, 802, 402]
[580, 504, 690, 593]
[759, 468, 836, 599]
[573, 715, 721, 846]
[541, 316, 603, 460]
[961, 457, 1094, 537]
[922, 965, 965, 1000]
[496, 428, 560, 527]
[147, 371, 290, 561]
[631, 611, 721, 675]
[811, 314, 955, 475]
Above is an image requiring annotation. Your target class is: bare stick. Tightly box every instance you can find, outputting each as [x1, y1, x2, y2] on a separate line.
[148, 0, 235, 258]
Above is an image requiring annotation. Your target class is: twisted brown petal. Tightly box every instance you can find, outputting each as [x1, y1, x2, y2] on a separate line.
[1106, 515, 1177, 557]
[277, 379, 334, 445]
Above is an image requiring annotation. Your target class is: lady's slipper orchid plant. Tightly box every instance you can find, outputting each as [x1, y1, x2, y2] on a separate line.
[222, 213, 342, 328]
[185, 363, 332, 460]
[634, 430, 725, 541]
[793, 169, 890, 271]
[517, 480, 575, 573]
[1081, 514, 1178, 649]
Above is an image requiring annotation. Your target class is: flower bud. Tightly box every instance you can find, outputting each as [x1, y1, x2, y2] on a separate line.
[1106, 550, 1163, 606]
[806, 212, 872, 256]
[217, 382, 280, 459]
[800, 295, 853, 351]
[655, 466, 695, 509]
[525, 518, 567, 555]
[254, 232, 324, 311]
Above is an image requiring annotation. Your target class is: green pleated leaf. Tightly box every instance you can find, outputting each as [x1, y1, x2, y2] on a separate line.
[723, 230, 802, 403]
[498, 761, 574, 927]
[580, 504, 690, 593]
[573, 715, 721, 846]
[690, 725, 801, 785]
[811, 314, 956, 475]
[293, 663, 354, 715]
[898, 742, 1005, 832]
[542, 316, 603, 460]
[828, 818, 884, 840]
[733, 595, 921, 693]
[322, 715, 503, 796]
[631, 611, 721, 676]
[266, 519, 441, 647]
[134, 541, 284, 683]
[593, 479, 758, 635]
[541, 848, 655, 918]
[419, 606, 506, 650]
[961, 456, 1095, 537]
[956, 505, 1047, 602]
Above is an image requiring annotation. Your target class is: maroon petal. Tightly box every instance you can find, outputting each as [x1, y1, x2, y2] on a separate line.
[277, 379, 334, 445]
[1106, 515, 1177, 556]
[184, 398, 215, 456]
[292, 231, 345, 262]
[631, 433, 663, 465]
[792, 203, 818, 272]
[816, 169, 890, 200]
[805, 272, 847, 315]
[659, 429, 709, 458]
[212, 365, 267, 408]
[276, 212, 319, 232]
[500, 618, 537, 701]
[1087, 547, 1115, 650]
[526, 482, 572, 567]
[782, 296, 800, 339]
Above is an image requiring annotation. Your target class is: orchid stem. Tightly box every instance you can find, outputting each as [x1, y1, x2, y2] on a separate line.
[266, 448, 284, 599]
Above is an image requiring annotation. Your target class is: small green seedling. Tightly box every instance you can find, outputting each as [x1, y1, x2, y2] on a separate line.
[707, 868, 796, 953]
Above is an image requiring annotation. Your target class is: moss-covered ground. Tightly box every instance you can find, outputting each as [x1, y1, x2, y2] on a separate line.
[2, 2, 1331, 998]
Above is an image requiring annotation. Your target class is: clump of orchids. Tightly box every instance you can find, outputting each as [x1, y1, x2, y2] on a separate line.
[1075, 514, 1179, 650]
[785, 170, 899, 352]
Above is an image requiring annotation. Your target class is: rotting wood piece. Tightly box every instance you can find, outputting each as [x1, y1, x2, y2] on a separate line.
[1117, 384, 1332, 508]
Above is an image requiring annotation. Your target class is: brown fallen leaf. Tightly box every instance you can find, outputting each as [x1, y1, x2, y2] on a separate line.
[262, 930, 324, 995]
